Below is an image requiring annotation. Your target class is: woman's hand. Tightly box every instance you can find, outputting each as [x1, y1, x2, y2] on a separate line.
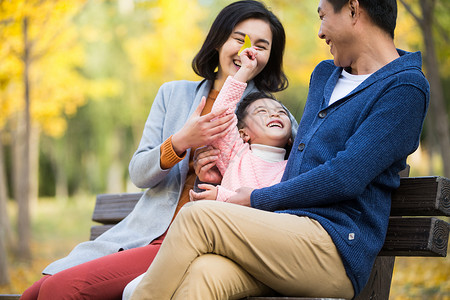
[172, 96, 234, 156]
[189, 184, 218, 201]
[193, 146, 222, 184]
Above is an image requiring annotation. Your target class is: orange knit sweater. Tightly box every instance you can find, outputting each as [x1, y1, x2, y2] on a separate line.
[159, 89, 219, 221]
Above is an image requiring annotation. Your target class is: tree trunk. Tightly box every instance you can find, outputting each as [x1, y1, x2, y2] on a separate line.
[0, 131, 13, 245]
[107, 131, 124, 193]
[53, 140, 69, 203]
[0, 226, 9, 285]
[16, 16, 32, 262]
[424, 116, 435, 175]
[55, 163, 69, 203]
[29, 125, 40, 211]
[0, 131, 11, 285]
[420, 0, 450, 177]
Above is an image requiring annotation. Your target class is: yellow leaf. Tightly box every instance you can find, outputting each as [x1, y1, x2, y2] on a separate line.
[238, 34, 251, 56]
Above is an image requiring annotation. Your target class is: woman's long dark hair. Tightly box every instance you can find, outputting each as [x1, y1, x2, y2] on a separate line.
[192, 0, 288, 93]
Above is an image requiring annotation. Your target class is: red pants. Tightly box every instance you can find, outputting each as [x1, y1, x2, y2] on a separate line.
[20, 237, 163, 300]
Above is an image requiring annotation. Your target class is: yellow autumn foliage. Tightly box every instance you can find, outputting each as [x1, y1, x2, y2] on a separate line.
[125, 0, 205, 84]
[0, 0, 88, 137]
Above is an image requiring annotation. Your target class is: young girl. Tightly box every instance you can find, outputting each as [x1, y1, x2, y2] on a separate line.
[123, 37, 296, 300]
[21, 1, 294, 299]
[189, 46, 292, 202]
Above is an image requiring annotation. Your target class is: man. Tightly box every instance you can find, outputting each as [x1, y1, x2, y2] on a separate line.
[129, 1, 429, 299]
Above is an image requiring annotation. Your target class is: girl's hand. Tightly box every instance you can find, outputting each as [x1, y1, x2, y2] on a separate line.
[189, 184, 218, 201]
[193, 146, 222, 184]
[234, 47, 258, 83]
[172, 97, 234, 156]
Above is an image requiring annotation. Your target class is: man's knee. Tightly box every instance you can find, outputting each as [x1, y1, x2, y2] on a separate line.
[176, 200, 223, 226]
[188, 254, 242, 288]
[181, 254, 238, 298]
[175, 254, 268, 300]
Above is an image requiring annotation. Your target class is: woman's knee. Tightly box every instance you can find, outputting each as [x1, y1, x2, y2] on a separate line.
[20, 275, 50, 300]
[37, 273, 78, 299]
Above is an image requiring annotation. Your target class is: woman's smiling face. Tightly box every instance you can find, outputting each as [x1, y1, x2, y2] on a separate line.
[216, 18, 272, 83]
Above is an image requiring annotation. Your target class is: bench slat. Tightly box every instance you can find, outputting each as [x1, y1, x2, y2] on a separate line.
[390, 177, 450, 216]
[379, 217, 449, 257]
[89, 217, 449, 257]
[92, 193, 142, 224]
[91, 177, 450, 225]
[90, 225, 114, 240]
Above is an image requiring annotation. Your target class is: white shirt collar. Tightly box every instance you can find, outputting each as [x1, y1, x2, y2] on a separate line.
[250, 144, 286, 162]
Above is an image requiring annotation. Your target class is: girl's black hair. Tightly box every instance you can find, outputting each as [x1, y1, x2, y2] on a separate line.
[236, 91, 292, 157]
[192, 0, 288, 93]
[236, 91, 278, 129]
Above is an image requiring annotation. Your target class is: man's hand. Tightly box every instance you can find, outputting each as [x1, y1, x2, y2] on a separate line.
[189, 184, 218, 201]
[193, 146, 222, 184]
[227, 187, 254, 207]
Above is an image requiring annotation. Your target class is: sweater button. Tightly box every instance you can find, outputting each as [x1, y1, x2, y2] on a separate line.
[318, 111, 327, 118]
[298, 143, 305, 151]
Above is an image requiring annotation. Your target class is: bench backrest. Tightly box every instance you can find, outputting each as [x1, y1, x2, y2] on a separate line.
[90, 176, 450, 257]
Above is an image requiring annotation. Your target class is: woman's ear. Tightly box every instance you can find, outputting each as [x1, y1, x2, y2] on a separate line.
[239, 128, 251, 143]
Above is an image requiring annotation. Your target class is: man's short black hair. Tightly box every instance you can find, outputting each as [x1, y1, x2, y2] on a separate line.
[327, 0, 397, 38]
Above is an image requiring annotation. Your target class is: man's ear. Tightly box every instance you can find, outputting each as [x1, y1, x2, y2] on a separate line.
[349, 0, 360, 22]
[239, 128, 251, 143]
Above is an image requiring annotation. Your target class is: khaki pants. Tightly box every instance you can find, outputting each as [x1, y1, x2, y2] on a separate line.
[130, 201, 354, 300]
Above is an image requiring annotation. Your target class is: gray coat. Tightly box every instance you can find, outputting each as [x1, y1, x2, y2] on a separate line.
[43, 79, 262, 275]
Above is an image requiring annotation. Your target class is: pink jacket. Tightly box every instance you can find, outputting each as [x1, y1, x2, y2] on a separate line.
[211, 76, 287, 202]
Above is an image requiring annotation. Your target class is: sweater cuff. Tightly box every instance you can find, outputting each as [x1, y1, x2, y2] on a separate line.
[160, 135, 186, 170]
[250, 187, 274, 211]
[216, 186, 237, 202]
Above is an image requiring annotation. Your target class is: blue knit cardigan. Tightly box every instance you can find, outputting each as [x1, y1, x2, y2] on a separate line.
[251, 50, 429, 296]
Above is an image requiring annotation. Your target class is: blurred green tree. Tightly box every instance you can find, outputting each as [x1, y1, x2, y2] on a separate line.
[0, 0, 88, 262]
[399, 0, 450, 177]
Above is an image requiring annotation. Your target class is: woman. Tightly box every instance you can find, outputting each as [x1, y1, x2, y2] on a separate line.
[21, 1, 294, 299]
[128, 0, 430, 299]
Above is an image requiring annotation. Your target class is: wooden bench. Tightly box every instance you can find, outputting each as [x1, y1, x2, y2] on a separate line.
[1, 175, 449, 300]
[89, 175, 450, 300]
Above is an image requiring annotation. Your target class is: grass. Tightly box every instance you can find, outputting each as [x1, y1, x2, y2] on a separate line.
[391, 255, 450, 299]
[1, 196, 95, 295]
[0, 197, 449, 299]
